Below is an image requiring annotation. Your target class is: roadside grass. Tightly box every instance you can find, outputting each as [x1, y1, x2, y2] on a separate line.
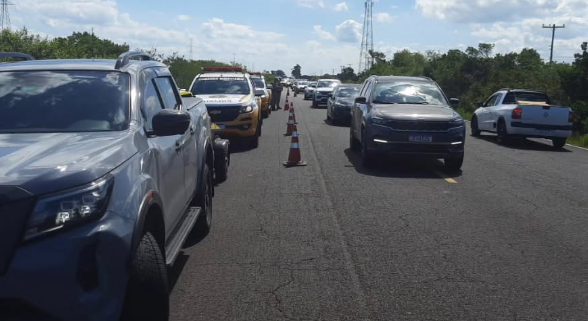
[568, 134, 588, 148]
[455, 107, 473, 121]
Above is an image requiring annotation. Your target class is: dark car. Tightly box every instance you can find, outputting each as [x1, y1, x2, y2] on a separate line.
[0, 52, 216, 321]
[327, 84, 360, 125]
[349, 76, 465, 170]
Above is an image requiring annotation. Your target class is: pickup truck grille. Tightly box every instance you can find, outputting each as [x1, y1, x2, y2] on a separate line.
[383, 120, 454, 131]
[207, 106, 241, 123]
[0, 199, 34, 276]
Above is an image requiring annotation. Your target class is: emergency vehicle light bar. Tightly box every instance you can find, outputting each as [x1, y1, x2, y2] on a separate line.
[249, 72, 262, 75]
[202, 67, 243, 72]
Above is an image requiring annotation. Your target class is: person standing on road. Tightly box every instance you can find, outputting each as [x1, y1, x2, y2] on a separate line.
[271, 78, 283, 110]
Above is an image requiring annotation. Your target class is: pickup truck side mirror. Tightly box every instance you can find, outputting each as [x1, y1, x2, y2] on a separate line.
[476, 101, 485, 108]
[152, 109, 191, 136]
[355, 97, 367, 104]
[449, 98, 460, 107]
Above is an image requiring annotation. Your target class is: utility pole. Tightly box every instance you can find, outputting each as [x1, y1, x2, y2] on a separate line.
[358, 0, 374, 73]
[542, 24, 565, 64]
[0, 0, 14, 31]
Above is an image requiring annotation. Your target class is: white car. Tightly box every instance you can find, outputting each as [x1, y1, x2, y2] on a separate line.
[304, 82, 317, 100]
[471, 89, 573, 149]
[312, 79, 342, 108]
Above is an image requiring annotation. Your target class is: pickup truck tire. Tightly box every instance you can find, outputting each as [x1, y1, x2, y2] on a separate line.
[262, 110, 269, 119]
[194, 164, 213, 237]
[121, 232, 169, 321]
[552, 138, 567, 149]
[496, 119, 510, 145]
[471, 116, 481, 137]
[215, 149, 229, 183]
[250, 123, 261, 149]
[312, 100, 318, 109]
[445, 154, 464, 172]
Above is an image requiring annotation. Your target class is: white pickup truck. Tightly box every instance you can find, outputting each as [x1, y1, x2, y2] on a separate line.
[471, 89, 573, 149]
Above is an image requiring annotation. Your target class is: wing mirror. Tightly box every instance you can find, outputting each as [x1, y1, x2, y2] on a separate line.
[152, 109, 191, 136]
[355, 97, 367, 104]
[449, 98, 460, 107]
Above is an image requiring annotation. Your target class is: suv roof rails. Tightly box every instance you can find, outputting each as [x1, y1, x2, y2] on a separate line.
[0, 52, 35, 61]
[114, 51, 152, 69]
[499, 88, 512, 92]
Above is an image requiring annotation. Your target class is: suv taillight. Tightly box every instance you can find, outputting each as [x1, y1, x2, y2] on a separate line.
[512, 107, 523, 120]
[569, 111, 573, 123]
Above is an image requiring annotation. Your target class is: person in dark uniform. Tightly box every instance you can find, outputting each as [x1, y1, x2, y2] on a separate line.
[271, 78, 283, 110]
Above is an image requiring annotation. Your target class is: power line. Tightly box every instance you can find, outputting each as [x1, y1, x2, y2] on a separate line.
[358, 0, 374, 73]
[542, 24, 565, 64]
[0, 0, 14, 31]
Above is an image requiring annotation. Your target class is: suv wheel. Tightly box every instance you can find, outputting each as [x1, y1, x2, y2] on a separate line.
[349, 127, 360, 151]
[552, 138, 566, 149]
[361, 129, 374, 167]
[121, 232, 169, 321]
[444, 154, 464, 172]
[312, 100, 318, 108]
[471, 116, 481, 137]
[194, 164, 213, 236]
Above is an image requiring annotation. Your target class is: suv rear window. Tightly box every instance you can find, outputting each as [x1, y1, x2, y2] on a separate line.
[0, 71, 130, 133]
[503, 92, 551, 105]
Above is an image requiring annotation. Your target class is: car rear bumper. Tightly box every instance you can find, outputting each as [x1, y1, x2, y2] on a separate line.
[367, 125, 465, 157]
[508, 122, 572, 138]
[0, 210, 134, 321]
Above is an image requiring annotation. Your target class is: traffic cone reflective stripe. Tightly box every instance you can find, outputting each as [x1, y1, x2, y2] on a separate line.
[283, 126, 307, 167]
[284, 117, 295, 136]
[290, 103, 297, 124]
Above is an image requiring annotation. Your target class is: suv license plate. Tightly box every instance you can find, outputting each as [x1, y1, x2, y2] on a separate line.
[409, 134, 433, 143]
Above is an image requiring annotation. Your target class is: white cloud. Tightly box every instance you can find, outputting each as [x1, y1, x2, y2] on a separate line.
[177, 15, 191, 21]
[313, 25, 335, 40]
[335, 20, 363, 43]
[294, 0, 325, 8]
[374, 12, 394, 23]
[334, 2, 349, 12]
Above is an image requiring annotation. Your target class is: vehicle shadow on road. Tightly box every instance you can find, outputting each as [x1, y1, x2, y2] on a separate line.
[168, 252, 189, 293]
[344, 148, 463, 179]
[227, 139, 256, 154]
[472, 134, 572, 152]
[323, 119, 350, 127]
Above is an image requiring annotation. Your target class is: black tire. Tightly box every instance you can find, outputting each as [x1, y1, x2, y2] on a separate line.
[471, 116, 481, 137]
[326, 111, 331, 121]
[552, 138, 566, 149]
[121, 232, 169, 321]
[350, 127, 360, 151]
[445, 154, 464, 172]
[262, 110, 269, 119]
[361, 129, 374, 167]
[194, 164, 213, 236]
[215, 149, 229, 183]
[496, 119, 510, 145]
[312, 100, 318, 108]
[250, 124, 261, 148]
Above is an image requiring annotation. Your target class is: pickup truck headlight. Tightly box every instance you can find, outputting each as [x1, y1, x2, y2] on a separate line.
[24, 175, 114, 241]
[240, 104, 254, 113]
[370, 116, 388, 126]
[448, 118, 465, 129]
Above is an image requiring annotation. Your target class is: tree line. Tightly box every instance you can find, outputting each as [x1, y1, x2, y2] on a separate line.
[1, 28, 587, 144]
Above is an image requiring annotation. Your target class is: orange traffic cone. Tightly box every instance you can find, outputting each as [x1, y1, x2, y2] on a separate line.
[290, 103, 298, 124]
[284, 97, 290, 111]
[284, 113, 295, 136]
[287, 87, 290, 96]
[283, 127, 307, 167]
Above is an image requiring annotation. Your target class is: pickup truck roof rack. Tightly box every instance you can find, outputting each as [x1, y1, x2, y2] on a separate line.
[114, 51, 152, 69]
[0, 52, 35, 61]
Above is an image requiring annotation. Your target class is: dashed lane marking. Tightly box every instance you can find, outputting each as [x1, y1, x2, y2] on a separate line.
[434, 170, 458, 184]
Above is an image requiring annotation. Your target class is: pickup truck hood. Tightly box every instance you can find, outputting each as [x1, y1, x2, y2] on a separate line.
[197, 94, 251, 106]
[373, 104, 459, 121]
[0, 132, 137, 196]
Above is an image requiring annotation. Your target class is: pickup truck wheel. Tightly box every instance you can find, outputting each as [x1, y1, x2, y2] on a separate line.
[552, 138, 566, 149]
[312, 100, 318, 109]
[121, 232, 169, 321]
[445, 154, 464, 172]
[262, 110, 269, 119]
[496, 120, 510, 145]
[194, 164, 213, 236]
[215, 149, 229, 183]
[471, 116, 481, 137]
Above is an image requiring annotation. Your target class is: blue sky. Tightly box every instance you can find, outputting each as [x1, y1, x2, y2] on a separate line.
[8, 0, 588, 75]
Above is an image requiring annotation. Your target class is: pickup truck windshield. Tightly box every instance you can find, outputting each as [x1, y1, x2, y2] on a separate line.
[503, 92, 551, 105]
[0, 71, 130, 133]
[373, 81, 448, 106]
[317, 81, 339, 88]
[191, 78, 250, 95]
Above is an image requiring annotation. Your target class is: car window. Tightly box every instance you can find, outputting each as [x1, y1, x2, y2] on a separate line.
[484, 93, 500, 107]
[503, 92, 551, 105]
[142, 80, 164, 132]
[0, 70, 130, 133]
[372, 81, 448, 105]
[317, 81, 340, 88]
[155, 77, 180, 110]
[359, 79, 370, 98]
[337, 87, 359, 98]
[252, 78, 265, 89]
[191, 77, 250, 95]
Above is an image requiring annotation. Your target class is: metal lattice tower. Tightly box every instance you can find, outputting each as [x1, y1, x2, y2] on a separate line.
[0, 0, 14, 31]
[358, 0, 374, 73]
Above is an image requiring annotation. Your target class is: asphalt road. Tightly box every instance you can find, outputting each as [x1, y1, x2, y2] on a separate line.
[170, 91, 588, 321]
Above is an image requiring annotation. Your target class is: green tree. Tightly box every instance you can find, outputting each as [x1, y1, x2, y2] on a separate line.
[292, 64, 301, 78]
